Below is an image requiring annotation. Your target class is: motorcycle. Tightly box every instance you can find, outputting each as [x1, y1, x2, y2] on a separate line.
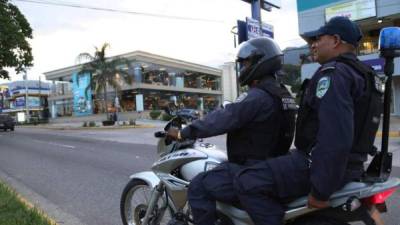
[120, 27, 400, 225]
[120, 112, 399, 225]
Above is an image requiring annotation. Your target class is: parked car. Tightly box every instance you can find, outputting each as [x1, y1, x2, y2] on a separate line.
[176, 108, 200, 121]
[0, 114, 15, 131]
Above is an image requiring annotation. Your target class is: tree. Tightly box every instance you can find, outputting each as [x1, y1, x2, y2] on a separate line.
[0, 0, 33, 79]
[280, 64, 302, 99]
[76, 43, 132, 120]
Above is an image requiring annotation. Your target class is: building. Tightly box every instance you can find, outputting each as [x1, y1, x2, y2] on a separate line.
[283, 45, 310, 66]
[44, 51, 237, 118]
[0, 80, 51, 122]
[297, 0, 400, 114]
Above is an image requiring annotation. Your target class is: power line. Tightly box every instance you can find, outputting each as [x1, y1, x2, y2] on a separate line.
[12, 0, 225, 23]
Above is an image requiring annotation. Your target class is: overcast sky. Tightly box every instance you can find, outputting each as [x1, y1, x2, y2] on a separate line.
[5, 0, 306, 82]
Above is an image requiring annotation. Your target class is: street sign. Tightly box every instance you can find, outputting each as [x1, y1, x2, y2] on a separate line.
[246, 17, 274, 39]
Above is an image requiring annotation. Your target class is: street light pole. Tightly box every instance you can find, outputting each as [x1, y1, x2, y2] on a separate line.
[250, 0, 262, 24]
[24, 70, 29, 122]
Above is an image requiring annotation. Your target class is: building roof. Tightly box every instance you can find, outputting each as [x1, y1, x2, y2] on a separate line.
[44, 50, 222, 80]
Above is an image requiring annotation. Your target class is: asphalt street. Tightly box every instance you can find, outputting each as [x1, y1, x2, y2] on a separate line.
[0, 127, 399, 225]
[0, 128, 158, 225]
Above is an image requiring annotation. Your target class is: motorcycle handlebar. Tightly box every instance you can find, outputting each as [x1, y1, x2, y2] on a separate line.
[154, 131, 166, 138]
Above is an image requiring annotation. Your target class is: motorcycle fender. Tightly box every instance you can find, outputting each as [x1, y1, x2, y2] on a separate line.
[129, 171, 160, 188]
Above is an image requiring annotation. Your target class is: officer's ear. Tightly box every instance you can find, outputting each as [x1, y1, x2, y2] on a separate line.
[332, 34, 344, 47]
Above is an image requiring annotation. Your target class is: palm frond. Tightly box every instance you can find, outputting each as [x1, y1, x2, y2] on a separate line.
[76, 53, 94, 64]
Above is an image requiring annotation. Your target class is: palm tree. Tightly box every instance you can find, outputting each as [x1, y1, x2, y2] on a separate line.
[76, 43, 132, 120]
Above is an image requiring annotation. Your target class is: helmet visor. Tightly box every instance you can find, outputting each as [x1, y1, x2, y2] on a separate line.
[236, 42, 258, 61]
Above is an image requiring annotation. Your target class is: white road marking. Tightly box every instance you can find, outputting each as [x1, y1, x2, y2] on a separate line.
[33, 140, 76, 149]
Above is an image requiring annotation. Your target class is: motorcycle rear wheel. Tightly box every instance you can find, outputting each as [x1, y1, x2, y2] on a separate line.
[120, 179, 172, 225]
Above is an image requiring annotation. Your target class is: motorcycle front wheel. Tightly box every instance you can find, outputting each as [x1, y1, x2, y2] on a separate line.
[120, 179, 172, 225]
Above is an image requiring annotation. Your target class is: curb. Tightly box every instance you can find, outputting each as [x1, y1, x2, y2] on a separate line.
[376, 131, 400, 137]
[14, 191, 59, 225]
[0, 169, 86, 225]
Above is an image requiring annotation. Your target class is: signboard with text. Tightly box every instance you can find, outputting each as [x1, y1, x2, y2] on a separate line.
[246, 17, 274, 40]
[325, 0, 376, 22]
[15, 97, 25, 108]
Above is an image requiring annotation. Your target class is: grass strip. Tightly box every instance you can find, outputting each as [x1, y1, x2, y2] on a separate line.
[0, 181, 55, 225]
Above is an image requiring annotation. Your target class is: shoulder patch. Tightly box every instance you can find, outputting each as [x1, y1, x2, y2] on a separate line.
[234, 92, 248, 103]
[320, 66, 336, 73]
[316, 76, 331, 98]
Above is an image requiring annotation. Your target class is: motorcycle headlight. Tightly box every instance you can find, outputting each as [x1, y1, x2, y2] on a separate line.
[204, 162, 219, 172]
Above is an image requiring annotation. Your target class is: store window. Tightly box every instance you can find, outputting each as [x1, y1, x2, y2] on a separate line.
[55, 99, 73, 117]
[358, 29, 379, 56]
[131, 62, 221, 91]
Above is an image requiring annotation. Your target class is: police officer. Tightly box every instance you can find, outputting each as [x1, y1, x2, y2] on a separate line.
[234, 16, 382, 225]
[166, 37, 297, 225]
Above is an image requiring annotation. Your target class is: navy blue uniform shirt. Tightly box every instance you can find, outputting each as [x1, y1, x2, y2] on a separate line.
[180, 78, 283, 164]
[300, 53, 366, 200]
[181, 84, 274, 139]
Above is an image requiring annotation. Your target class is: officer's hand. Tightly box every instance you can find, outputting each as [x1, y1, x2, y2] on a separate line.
[166, 127, 181, 140]
[307, 194, 329, 209]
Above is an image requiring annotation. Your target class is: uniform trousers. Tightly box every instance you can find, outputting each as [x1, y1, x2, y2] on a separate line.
[234, 150, 311, 225]
[188, 160, 259, 225]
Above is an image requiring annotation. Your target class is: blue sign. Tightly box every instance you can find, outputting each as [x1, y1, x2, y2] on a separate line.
[363, 58, 385, 74]
[238, 18, 274, 45]
[72, 72, 93, 116]
[246, 17, 274, 39]
[15, 96, 25, 107]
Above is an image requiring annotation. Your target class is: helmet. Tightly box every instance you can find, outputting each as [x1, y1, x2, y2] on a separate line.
[236, 37, 283, 86]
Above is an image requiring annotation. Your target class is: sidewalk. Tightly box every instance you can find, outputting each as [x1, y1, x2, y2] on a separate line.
[376, 116, 400, 137]
[38, 114, 400, 135]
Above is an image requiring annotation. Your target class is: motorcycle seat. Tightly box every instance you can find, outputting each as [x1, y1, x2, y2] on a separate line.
[286, 182, 369, 209]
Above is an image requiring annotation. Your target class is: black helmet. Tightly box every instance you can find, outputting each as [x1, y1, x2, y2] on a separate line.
[236, 37, 283, 86]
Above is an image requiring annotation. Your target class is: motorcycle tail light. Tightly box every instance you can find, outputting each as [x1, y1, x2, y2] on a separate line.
[364, 188, 397, 205]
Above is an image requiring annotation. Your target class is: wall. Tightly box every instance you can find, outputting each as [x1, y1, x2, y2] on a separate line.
[221, 62, 238, 102]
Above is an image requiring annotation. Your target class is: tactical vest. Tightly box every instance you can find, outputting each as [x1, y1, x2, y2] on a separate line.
[228, 82, 297, 165]
[296, 55, 383, 155]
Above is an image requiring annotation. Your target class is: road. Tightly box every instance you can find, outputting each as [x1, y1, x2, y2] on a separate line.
[0, 127, 399, 225]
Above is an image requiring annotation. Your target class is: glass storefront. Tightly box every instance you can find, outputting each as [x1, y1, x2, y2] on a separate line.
[55, 99, 73, 117]
[130, 62, 221, 91]
[116, 89, 221, 113]
[48, 59, 223, 117]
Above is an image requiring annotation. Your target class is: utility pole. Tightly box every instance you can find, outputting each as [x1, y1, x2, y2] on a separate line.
[39, 75, 42, 119]
[250, 0, 262, 24]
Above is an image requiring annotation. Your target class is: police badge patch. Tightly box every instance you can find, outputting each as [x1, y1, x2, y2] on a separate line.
[316, 76, 330, 98]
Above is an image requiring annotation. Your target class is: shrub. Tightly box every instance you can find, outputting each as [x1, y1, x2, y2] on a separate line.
[89, 121, 96, 127]
[129, 118, 136, 125]
[82, 121, 88, 127]
[30, 117, 39, 125]
[122, 121, 127, 126]
[149, 110, 162, 120]
[161, 113, 173, 121]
